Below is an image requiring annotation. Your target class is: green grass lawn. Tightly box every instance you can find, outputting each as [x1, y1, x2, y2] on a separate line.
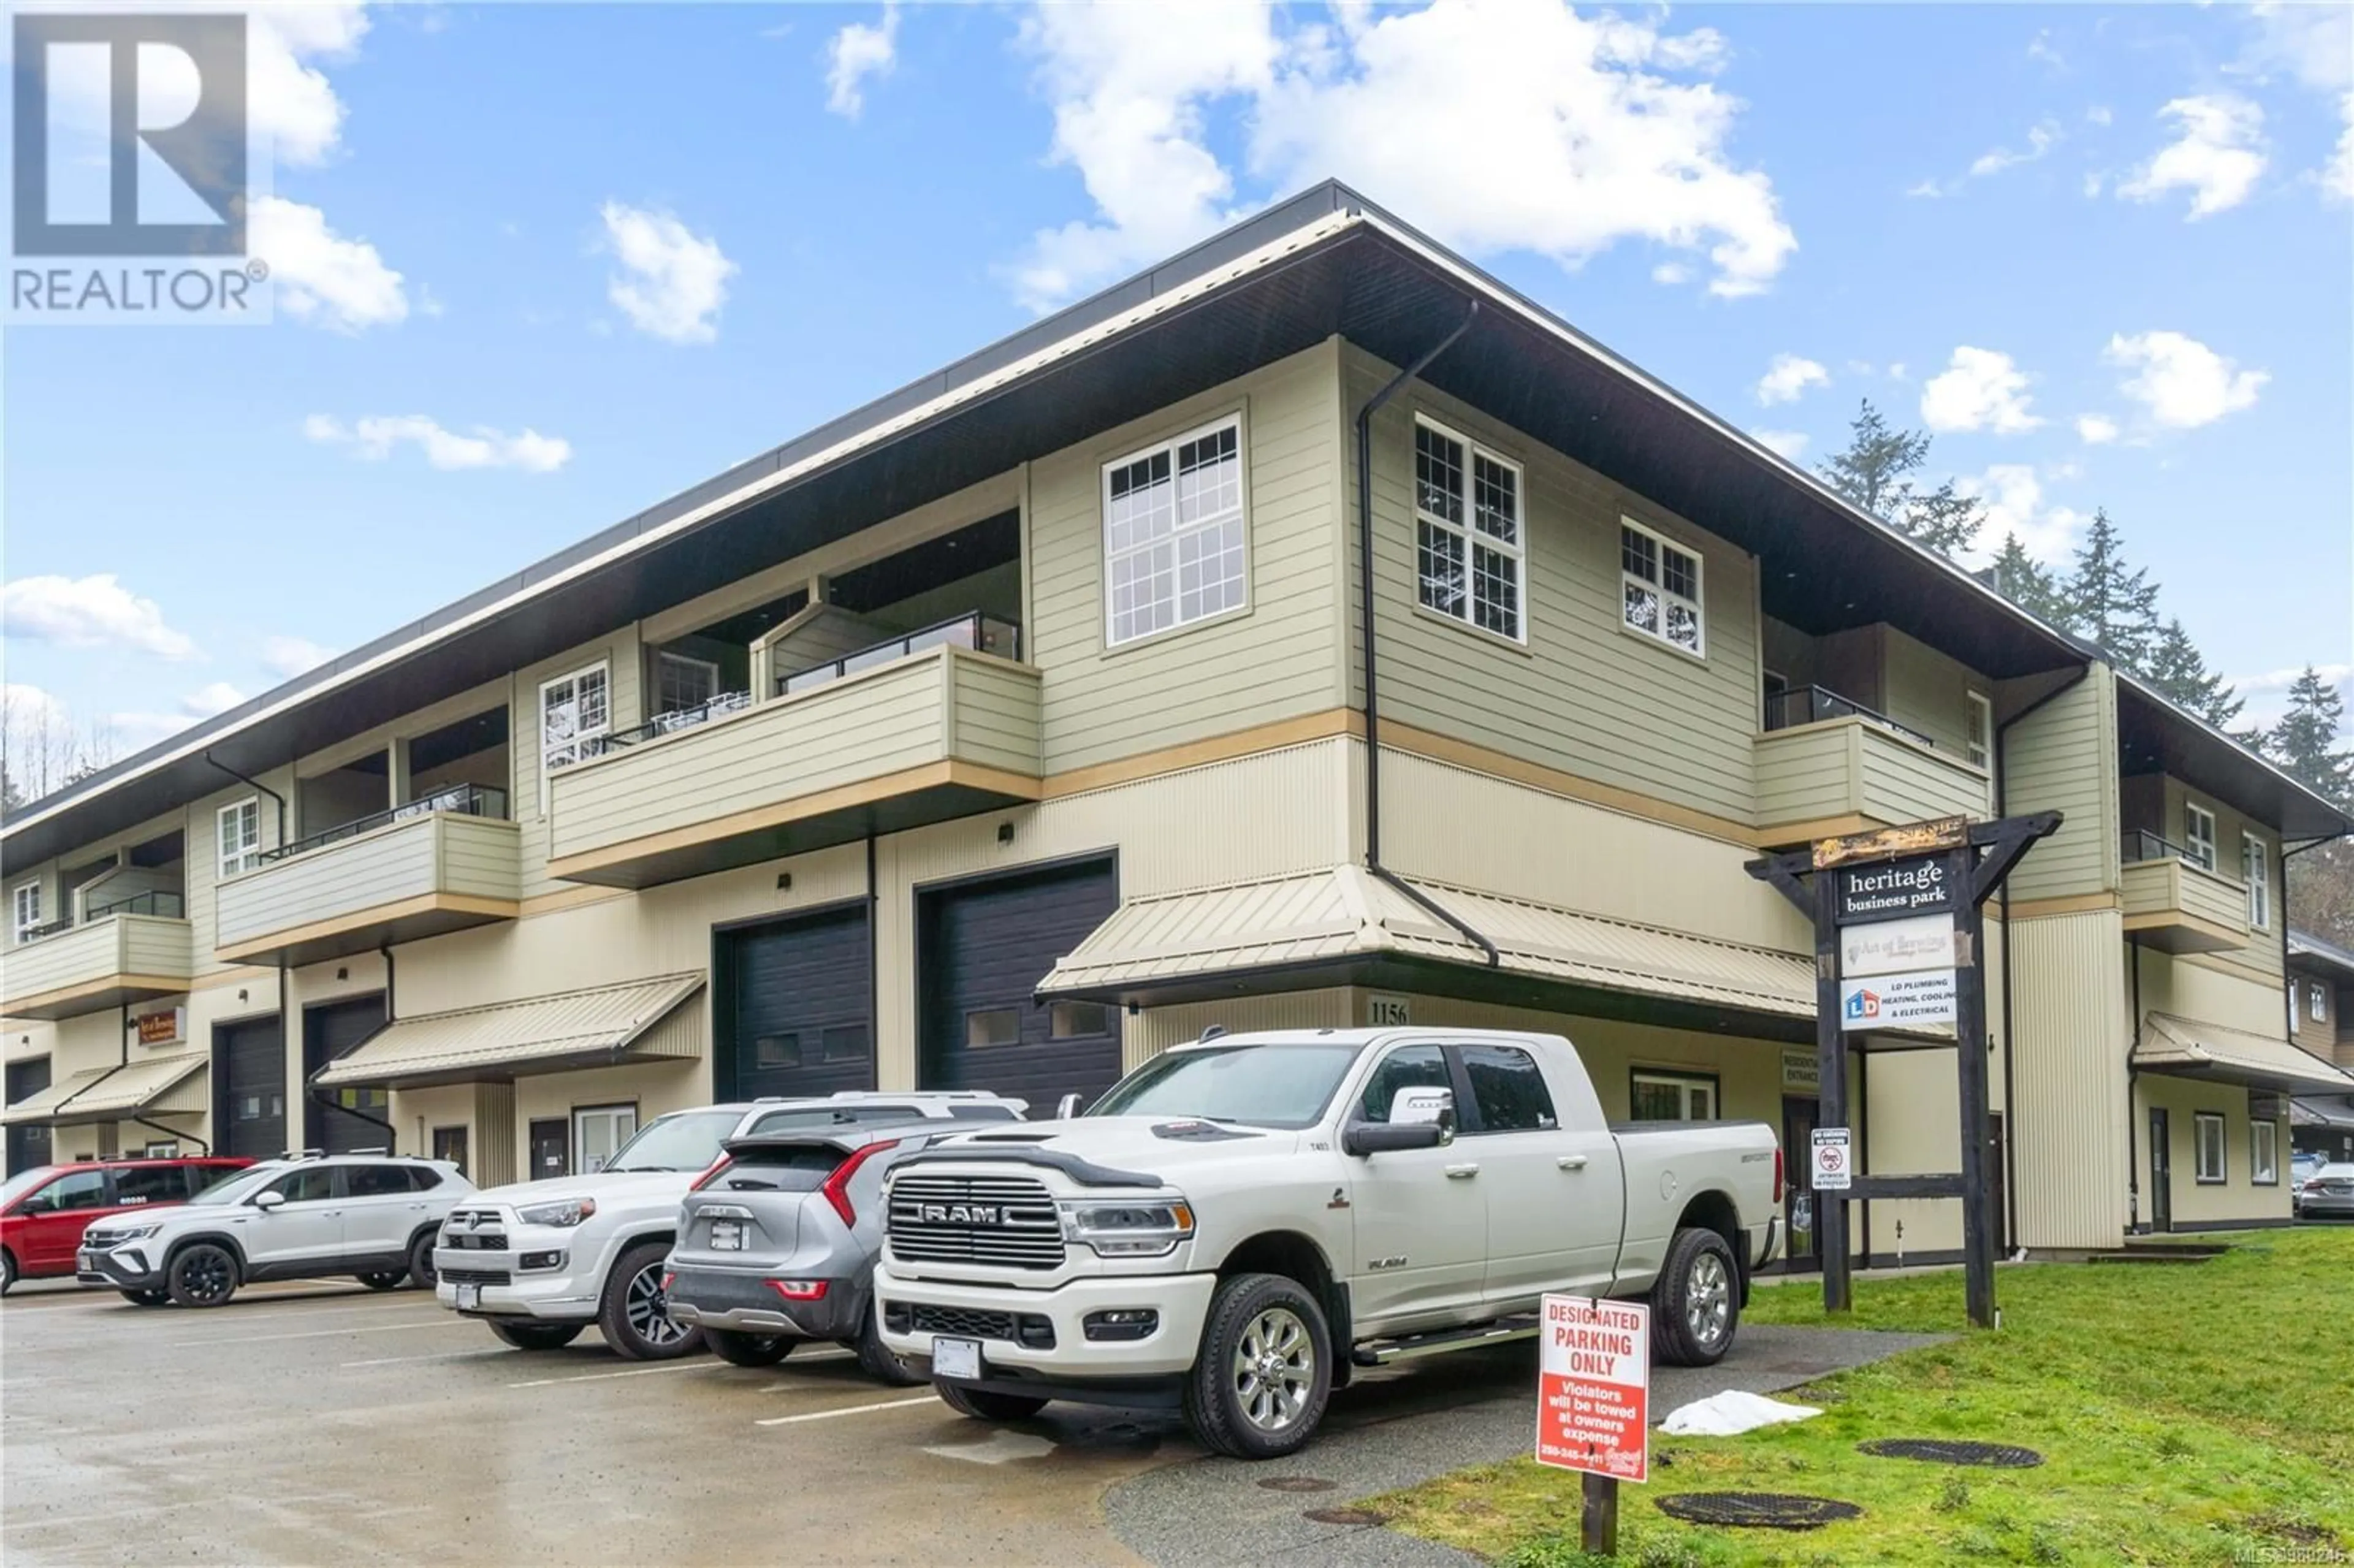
[1374, 1227, 2354, 1566]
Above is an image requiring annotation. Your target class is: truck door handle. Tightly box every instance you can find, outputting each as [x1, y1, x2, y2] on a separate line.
[1558, 1155, 1590, 1171]
[1444, 1163, 1480, 1179]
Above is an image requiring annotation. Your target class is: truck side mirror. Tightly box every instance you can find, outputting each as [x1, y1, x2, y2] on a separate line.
[1054, 1093, 1083, 1121]
[1343, 1119, 1453, 1157]
[1392, 1087, 1457, 1138]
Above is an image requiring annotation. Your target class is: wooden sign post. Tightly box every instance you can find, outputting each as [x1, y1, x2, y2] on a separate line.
[1748, 812, 2059, 1327]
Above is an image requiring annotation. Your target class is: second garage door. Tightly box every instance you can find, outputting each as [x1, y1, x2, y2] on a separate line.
[720, 906, 875, 1102]
[918, 858, 1121, 1111]
[215, 1016, 286, 1161]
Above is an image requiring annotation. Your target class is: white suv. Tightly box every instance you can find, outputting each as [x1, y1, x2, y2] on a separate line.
[77, 1153, 473, 1307]
[436, 1092, 1024, 1359]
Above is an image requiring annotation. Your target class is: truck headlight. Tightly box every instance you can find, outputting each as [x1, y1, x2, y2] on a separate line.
[514, 1197, 598, 1228]
[1057, 1198, 1195, 1257]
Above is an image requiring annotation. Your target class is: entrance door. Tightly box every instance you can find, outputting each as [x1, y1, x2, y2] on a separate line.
[215, 1016, 286, 1160]
[572, 1105, 637, 1174]
[432, 1125, 470, 1178]
[528, 1119, 569, 1181]
[2148, 1108, 2173, 1233]
[1781, 1095, 1821, 1269]
[6, 1057, 51, 1176]
[719, 907, 874, 1102]
[303, 996, 388, 1154]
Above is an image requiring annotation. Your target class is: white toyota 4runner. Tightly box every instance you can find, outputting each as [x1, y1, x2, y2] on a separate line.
[875, 1027, 1782, 1457]
[436, 1092, 1023, 1358]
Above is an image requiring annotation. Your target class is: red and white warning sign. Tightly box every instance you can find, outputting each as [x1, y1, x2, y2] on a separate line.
[1535, 1294, 1650, 1483]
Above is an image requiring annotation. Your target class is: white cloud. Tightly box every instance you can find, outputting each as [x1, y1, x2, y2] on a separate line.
[260, 635, 337, 680]
[180, 682, 246, 718]
[1650, 261, 1691, 286]
[2085, 105, 2113, 127]
[1, 574, 198, 660]
[249, 4, 371, 166]
[306, 414, 573, 472]
[1008, 0, 1796, 311]
[1968, 121, 2060, 178]
[2243, 2, 2352, 94]
[598, 202, 737, 344]
[826, 4, 901, 118]
[2104, 331, 2268, 430]
[1754, 354, 1829, 406]
[1748, 428, 1808, 459]
[2118, 95, 2266, 219]
[251, 196, 408, 332]
[1921, 347, 2043, 435]
[2076, 413, 2120, 445]
[2329, 94, 2354, 200]
[1956, 465, 2084, 565]
[2027, 29, 2063, 69]
[106, 683, 251, 748]
[1905, 178, 1946, 199]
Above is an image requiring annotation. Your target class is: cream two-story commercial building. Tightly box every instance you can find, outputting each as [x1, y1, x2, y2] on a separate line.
[8, 185, 2348, 1257]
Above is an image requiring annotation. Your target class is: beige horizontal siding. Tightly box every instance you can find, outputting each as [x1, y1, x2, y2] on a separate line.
[216, 813, 520, 953]
[2000, 665, 2117, 904]
[948, 657, 1048, 777]
[438, 816, 525, 902]
[1881, 625, 1986, 758]
[1754, 719, 1988, 834]
[2, 915, 193, 1007]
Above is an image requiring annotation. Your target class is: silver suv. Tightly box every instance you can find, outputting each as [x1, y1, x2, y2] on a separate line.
[77, 1152, 472, 1307]
[669, 1119, 970, 1380]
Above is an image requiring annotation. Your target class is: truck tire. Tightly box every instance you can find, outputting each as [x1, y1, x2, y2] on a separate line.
[596, 1242, 704, 1361]
[706, 1329, 795, 1367]
[489, 1320, 584, 1351]
[405, 1231, 440, 1290]
[1182, 1272, 1333, 1460]
[934, 1382, 1048, 1421]
[1651, 1227, 1739, 1367]
[849, 1305, 926, 1385]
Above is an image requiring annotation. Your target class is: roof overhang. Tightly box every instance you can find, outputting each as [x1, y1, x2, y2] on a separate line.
[2288, 930, 2354, 982]
[2292, 1096, 2354, 1130]
[310, 973, 705, 1090]
[7, 182, 2097, 874]
[2134, 1012, 2354, 1096]
[0, 1054, 208, 1127]
[2116, 677, 2353, 842]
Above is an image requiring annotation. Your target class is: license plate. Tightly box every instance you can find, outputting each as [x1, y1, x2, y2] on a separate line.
[710, 1220, 744, 1251]
[454, 1283, 481, 1310]
[932, 1336, 983, 1380]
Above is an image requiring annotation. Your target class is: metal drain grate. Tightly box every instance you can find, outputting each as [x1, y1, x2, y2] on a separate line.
[1258, 1477, 1338, 1494]
[1859, 1439, 2045, 1468]
[1656, 1493, 1863, 1531]
[1301, 1507, 1385, 1527]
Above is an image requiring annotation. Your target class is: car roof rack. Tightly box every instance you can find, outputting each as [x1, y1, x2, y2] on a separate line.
[275, 1148, 328, 1161]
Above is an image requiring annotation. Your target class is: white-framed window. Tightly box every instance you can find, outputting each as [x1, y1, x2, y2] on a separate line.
[1412, 416, 1524, 641]
[12, 880, 42, 940]
[539, 663, 611, 780]
[2193, 1110, 2227, 1184]
[2251, 1117, 2279, 1186]
[654, 651, 718, 716]
[2242, 830, 2271, 930]
[2183, 802, 2217, 872]
[572, 1103, 638, 1174]
[1629, 1070, 1718, 1122]
[2310, 982, 2329, 1024]
[1964, 691, 1993, 771]
[216, 799, 261, 878]
[1620, 519, 1704, 656]
[1102, 416, 1247, 647]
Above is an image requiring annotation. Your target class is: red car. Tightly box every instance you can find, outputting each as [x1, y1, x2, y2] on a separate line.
[1, 1157, 252, 1293]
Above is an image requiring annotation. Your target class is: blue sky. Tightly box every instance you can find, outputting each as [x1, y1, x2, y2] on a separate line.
[4, 1, 2349, 778]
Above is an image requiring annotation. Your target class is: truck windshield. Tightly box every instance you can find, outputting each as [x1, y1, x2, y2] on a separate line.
[604, 1109, 744, 1173]
[1087, 1043, 1363, 1130]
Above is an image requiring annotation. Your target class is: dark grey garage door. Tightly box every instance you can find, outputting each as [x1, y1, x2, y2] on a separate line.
[6, 1056, 51, 1176]
[720, 907, 874, 1101]
[216, 1016, 286, 1160]
[919, 858, 1121, 1110]
[304, 996, 388, 1154]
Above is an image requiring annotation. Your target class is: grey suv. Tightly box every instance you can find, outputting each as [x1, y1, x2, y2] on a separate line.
[668, 1120, 967, 1381]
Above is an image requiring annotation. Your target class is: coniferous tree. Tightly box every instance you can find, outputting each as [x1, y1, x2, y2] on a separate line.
[1816, 400, 1983, 554]
[2141, 617, 2244, 731]
[2267, 666, 2354, 807]
[1989, 533, 2073, 628]
[2057, 509, 2162, 671]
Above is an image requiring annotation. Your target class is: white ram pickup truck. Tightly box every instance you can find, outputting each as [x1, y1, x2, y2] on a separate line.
[875, 1027, 1782, 1458]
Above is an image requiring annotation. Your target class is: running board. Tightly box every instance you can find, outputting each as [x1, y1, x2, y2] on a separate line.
[1351, 1313, 1541, 1366]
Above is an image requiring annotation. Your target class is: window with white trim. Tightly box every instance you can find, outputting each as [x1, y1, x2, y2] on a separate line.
[2310, 982, 2329, 1024]
[1629, 1070, 1718, 1122]
[12, 880, 41, 940]
[2241, 830, 2271, 929]
[2251, 1118, 2279, 1186]
[1964, 691, 1993, 771]
[539, 663, 611, 778]
[2183, 802, 2217, 872]
[654, 651, 718, 716]
[1412, 417, 1523, 641]
[2193, 1111, 2226, 1184]
[1620, 519, 1704, 655]
[216, 799, 261, 878]
[1102, 417, 1246, 647]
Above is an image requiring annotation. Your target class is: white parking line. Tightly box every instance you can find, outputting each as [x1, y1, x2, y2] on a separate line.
[340, 1348, 511, 1368]
[505, 1361, 715, 1390]
[167, 1319, 462, 1349]
[753, 1395, 935, 1427]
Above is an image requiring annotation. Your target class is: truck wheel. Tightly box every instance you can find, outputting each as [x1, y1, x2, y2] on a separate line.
[934, 1382, 1048, 1421]
[597, 1242, 704, 1361]
[1651, 1227, 1739, 1367]
[1182, 1272, 1333, 1460]
[167, 1243, 240, 1308]
[706, 1329, 796, 1367]
[489, 1320, 583, 1351]
[851, 1304, 926, 1386]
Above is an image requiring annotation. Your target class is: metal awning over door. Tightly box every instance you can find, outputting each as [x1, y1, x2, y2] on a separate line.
[311, 975, 706, 1090]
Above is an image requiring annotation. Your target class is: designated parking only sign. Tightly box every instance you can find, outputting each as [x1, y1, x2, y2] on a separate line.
[1536, 1294, 1651, 1483]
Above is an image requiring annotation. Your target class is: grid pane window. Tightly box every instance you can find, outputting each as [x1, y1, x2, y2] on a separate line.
[218, 801, 261, 878]
[1630, 1071, 1716, 1122]
[1621, 520, 1704, 654]
[12, 881, 40, 939]
[2242, 833, 2270, 930]
[1103, 421, 1244, 645]
[541, 664, 611, 774]
[2184, 804, 2217, 872]
[656, 652, 718, 716]
[1414, 417, 1522, 639]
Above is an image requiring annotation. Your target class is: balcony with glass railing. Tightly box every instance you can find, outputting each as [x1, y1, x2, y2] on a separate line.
[215, 782, 521, 967]
[547, 612, 1043, 889]
[2120, 829, 2250, 954]
[1754, 684, 1989, 842]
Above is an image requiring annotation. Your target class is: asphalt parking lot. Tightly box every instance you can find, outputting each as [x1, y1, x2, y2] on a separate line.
[0, 1281, 1940, 1566]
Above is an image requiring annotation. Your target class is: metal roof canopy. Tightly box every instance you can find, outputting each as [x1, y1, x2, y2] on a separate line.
[0, 1054, 207, 1126]
[309, 972, 705, 1090]
[2116, 677, 2352, 841]
[2288, 928, 2354, 981]
[2133, 1011, 2354, 1095]
[10, 181, 2219, 874]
